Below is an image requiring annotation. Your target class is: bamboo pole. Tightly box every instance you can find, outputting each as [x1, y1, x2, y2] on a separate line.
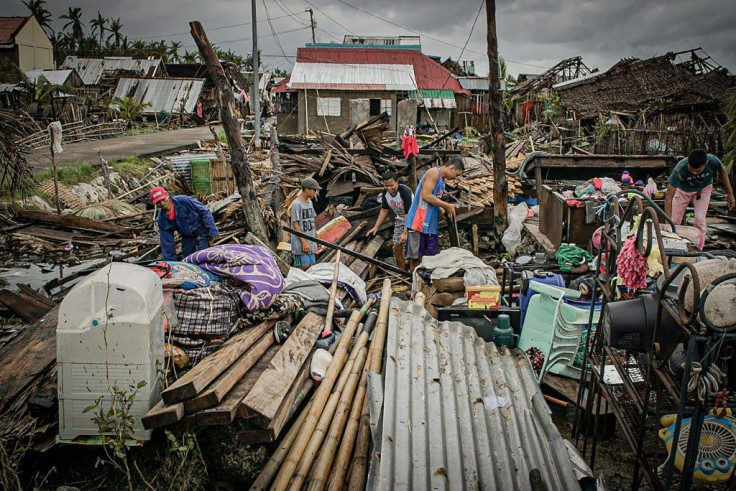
[301, 348, 368, 490]
[348, 280, 392, 490]
[290, 311, 377, 490]
[328, 279, 391, 490]
[250, 399, 313, 490]
[324, 252, 341, 333]
[271, 303, 371, 489]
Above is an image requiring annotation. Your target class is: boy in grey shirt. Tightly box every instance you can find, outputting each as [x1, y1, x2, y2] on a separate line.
[291, 177, 321, 269]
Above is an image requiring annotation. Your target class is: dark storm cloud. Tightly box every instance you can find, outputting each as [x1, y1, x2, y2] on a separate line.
[5, 0, 735, 75]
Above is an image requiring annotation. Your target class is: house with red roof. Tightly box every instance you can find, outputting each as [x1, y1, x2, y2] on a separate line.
[272, 45, 470, 135]
[0, 16, 53, 73]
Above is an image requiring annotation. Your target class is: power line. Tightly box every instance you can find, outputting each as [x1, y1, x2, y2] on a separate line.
[262, 0, 291, 63]
[441, 0, 484, 89]
[135, 13, 305, 40]
[180, 26, 310, 49]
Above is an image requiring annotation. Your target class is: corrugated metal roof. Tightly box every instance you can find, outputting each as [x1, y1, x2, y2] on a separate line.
[288, 62, 417, 91]
[458, 76, 490, 91]
[61, 56, 165, 85]
[296, 47, 470, 96]
[25, 69, 77, 87]
[409, 89, 457, 108]
[112, 77, 204, 115]
[370, 298, 588, 490]
[0, 17, 27, 44]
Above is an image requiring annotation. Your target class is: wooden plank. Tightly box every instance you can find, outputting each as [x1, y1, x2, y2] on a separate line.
[196, 345, 279, 426]
[0, 290, 48, 322]
[184, 333, 275, 414]
[14, 209, 131, 236]
[241, 312, 323, 425]
[142, 399, 185, 429]
[0, 306, 58, 414]
[17, 284, 56, 310]
[161, 319, 276, 404]
[266, 365, 313, 439]
[348, 235, 385, 277]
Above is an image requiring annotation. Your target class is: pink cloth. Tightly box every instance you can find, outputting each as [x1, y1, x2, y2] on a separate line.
[670, 184, 712, 249]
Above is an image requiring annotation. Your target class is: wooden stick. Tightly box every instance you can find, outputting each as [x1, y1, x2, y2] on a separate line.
[473, 223, 479, 257]
[544, 394, 568, 408]
[329, 280, 391, 491]
[323, 251, 341, 334]
[271, 303, 371, 489]
[250, 399, 314, 490]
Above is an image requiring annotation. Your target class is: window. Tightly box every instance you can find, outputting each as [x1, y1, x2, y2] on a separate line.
[380, 99, 392, 115]
[369, 99, 391, 116]
[316, 97, 341, 116]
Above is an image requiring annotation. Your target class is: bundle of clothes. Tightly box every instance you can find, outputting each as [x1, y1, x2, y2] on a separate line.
[147, 244, 369, 367]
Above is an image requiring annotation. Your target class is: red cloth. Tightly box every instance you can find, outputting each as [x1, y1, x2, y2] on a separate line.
[401, 135, 419, 159]
[166, 201, 176, 220]
[591, 178, 603, 190]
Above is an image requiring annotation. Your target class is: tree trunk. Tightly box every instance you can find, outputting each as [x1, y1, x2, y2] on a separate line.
[190, 21, 270, 245]
[484, 0, 508, 236]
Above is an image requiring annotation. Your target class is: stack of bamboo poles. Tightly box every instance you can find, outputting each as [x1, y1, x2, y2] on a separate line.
[252, 279, 392, 491]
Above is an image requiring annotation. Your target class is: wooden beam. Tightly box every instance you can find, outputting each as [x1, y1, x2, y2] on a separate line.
[142, 399, 185, 429]
[14, 209, 131, 236]
[183, 333, 275, 413]
[240, 312, 323, 426]
[195, 345, 279, 427]
[160, 319, 276, 404]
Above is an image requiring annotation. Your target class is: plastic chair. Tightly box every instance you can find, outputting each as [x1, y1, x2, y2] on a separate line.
[518, 281, 601, 382]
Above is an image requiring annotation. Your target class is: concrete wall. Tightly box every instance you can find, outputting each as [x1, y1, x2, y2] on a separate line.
[297, 89, 397, 134]
[397, 98, 419, 134]
[14, 17, 53, 71]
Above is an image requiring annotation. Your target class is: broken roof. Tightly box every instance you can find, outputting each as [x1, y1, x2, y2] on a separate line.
[112, 77, 204, 115]
[370, 298, 589, 489]
[0, 17, 28, 44]
[554, 51, 736, 117]
[24, 69, 83, 87]
[296, 47, 470, 96]
[61, 56, 166, 86]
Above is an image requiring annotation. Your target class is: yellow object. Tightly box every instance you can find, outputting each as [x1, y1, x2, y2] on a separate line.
[659, 409, 736, 483]
[165, 343, 190, 370]
[466, 285, 501, 309]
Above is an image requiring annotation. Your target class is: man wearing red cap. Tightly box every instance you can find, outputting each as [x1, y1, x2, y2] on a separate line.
[150, 187, 219, 260]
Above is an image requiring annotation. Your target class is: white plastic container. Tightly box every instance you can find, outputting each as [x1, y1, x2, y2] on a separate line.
[57, 262, 164, 441]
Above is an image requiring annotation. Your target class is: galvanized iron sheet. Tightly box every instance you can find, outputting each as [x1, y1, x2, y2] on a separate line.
[371, 298, 586, 490]
[113, 78, 204, 115]
[288, 62, 417, 91]
[62, 56, 164, 85]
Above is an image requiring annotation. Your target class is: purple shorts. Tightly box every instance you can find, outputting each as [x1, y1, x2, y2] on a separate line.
[405, 230, 439, 260]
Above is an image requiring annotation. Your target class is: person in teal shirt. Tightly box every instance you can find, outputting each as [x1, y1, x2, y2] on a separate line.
[665, 149, 735, 249]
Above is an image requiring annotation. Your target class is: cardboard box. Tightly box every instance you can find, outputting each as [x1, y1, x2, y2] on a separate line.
[466, 285, 502, 310]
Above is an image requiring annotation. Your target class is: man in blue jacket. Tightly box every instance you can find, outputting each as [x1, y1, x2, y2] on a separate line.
[150, 187, 219, 261]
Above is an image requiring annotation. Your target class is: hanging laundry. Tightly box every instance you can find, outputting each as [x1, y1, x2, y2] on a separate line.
[401, 125, 419, 159]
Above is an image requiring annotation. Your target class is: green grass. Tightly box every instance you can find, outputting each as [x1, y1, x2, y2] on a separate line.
[217, 129, 227, 143]
[36, 161, 97, 186]
[110, 156, 150, 179]
[124, 127, 156, 137]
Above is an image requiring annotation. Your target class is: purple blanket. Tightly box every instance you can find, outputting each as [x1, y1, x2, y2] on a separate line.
[184, 244, 285, 311]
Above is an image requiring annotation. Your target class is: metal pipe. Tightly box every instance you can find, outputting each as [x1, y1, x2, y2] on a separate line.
[284, 226, 410, 277]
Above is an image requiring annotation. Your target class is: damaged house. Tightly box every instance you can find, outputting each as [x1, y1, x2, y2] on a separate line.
[272, 43, 470, 135]
[0, 16, 53, 72]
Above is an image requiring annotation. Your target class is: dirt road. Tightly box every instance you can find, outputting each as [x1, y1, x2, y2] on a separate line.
[27, 126, 218, 174]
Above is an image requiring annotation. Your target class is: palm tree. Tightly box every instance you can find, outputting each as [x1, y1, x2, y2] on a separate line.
[90, 11, 108, 51]
[107, 17, 124, 51]
[168, 41, 182, 64]
[23, 0, 53, 37]
[60, 7, 84, 54]
[131, 39, 147, 58]
[182, 51, 199, 63]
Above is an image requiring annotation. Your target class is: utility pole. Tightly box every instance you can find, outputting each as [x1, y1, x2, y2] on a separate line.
[484, 0, 508, 236]
[306, 8, 316, 43]
[252, 0, 261, 148]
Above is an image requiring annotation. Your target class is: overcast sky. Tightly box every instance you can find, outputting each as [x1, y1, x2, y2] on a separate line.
[6, 0, 736, 76]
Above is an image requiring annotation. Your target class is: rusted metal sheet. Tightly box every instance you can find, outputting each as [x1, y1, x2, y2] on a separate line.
[61, 56, 165, 85]
[112, 77, 204, 114]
